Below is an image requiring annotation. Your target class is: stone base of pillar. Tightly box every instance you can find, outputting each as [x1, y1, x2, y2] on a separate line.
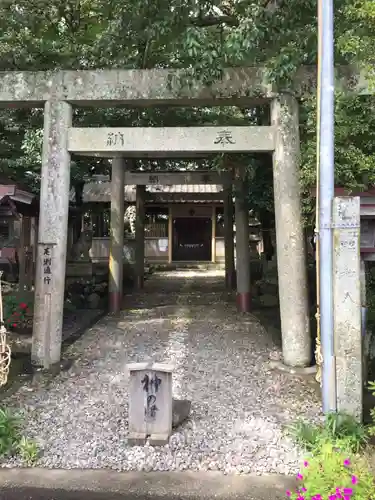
[236, 292, 251, 312]
[109, 292, 123, 313]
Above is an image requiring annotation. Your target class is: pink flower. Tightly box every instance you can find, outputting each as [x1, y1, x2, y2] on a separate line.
[343, 458, 351, 467]
[286, 491, 291, 497]
[303, 461, 309, 467]
[296, 473, 303, 480]
[351, 475, 358, 485]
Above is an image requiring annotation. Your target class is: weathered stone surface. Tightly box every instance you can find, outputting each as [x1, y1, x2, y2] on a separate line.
[235, 177, 250, 312]
[109, 158, 125, 313]
[172, 399, 191, 428]
[0, 66, 371, 107]
[223, 182, 235, 290]
[135, 186, 146, 290]
[333, 197, 362, 421]
[127, 434, 146, 446]
[271, 95, 310, 368]
[127, 362, 173, 446]
[32, 100, 72, 369]
[68, 126, 276, 157]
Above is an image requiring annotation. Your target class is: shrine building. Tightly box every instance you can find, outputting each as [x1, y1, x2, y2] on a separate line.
[72, 172, 230, 265]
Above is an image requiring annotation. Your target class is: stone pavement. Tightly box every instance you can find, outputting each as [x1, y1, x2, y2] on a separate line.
[0, 469, 296, 500]
[1, 270, 321, 473]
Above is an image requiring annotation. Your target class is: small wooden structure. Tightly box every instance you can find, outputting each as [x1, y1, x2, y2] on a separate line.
[0, 180, 39, 289]
[70, 174, 228, 265]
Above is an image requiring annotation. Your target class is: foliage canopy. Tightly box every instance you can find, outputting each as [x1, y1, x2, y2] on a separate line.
[0, 0, 373, 222]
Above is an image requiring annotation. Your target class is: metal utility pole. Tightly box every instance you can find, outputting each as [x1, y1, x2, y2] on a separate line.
[318, 0, 337, 413]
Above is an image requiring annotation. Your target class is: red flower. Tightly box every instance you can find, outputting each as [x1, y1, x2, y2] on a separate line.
[12, 323, 17, 328]
[12, 311, 20, 316]
[19, 302, 27, 309]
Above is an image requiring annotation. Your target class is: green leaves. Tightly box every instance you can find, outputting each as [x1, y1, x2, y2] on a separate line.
[0, 407, 22, 457]
[301, 90, 375, 225]
[0, 0, 372, 226]
[294, 443, 375, 500]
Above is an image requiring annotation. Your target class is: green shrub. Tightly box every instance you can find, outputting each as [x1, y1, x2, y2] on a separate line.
[286, 413, 369, 454]
[0, 406, 21, 456]
[18, 436, 39, 465]
[0, 406, 38, 464]
[368, 381, 375, 436]
[286, 442, 375, 500]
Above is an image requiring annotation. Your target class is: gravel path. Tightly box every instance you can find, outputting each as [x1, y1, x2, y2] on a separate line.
[2, 270, 321, 474]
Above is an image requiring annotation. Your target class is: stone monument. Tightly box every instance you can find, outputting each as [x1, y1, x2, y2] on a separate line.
[333, 196, 362, 421]
[128, 362, 173, 446]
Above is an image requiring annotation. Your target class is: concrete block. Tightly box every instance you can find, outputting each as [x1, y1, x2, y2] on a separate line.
[128, 362, 173, 446]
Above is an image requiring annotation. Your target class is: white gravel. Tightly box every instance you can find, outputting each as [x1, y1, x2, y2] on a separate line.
[1, 270, 321, 473]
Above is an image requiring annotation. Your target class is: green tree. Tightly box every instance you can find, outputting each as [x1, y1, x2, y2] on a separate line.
[0, 0, 373, 225]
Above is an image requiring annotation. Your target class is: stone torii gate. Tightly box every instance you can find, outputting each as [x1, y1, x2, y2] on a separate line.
[0, 66, 369, 370]
[69, 125, 274, 299]
[69, 119, 307, 372]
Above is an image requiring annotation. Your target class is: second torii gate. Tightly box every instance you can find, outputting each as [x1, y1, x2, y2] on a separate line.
[68, 124, 276, 310]
[63, 120, 308, 373]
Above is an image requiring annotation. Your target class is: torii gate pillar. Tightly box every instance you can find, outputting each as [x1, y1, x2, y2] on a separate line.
[109, 158, 125, 313]
[235, 176, 251, 312]
[271, 94, 311, 367]
[224, 181, 235, 289]
[135, 185, 146, 289]
[32, 101, 72, 368]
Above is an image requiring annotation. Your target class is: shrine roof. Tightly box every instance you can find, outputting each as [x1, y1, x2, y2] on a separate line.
[70, 181, 224, 204]
[0, 178, 37, 211]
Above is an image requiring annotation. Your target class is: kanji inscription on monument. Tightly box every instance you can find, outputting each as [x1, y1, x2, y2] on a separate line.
[106, 131, 124, 147]
[42, 246, 53, 285]
[127, 362, 173, 446]
[148, 175, 159, 184]
[213, 129, 235, 146]
[142, 372, 161, 420]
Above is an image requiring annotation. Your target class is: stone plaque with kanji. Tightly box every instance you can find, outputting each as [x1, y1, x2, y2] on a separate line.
[127, 362, 173, 446]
